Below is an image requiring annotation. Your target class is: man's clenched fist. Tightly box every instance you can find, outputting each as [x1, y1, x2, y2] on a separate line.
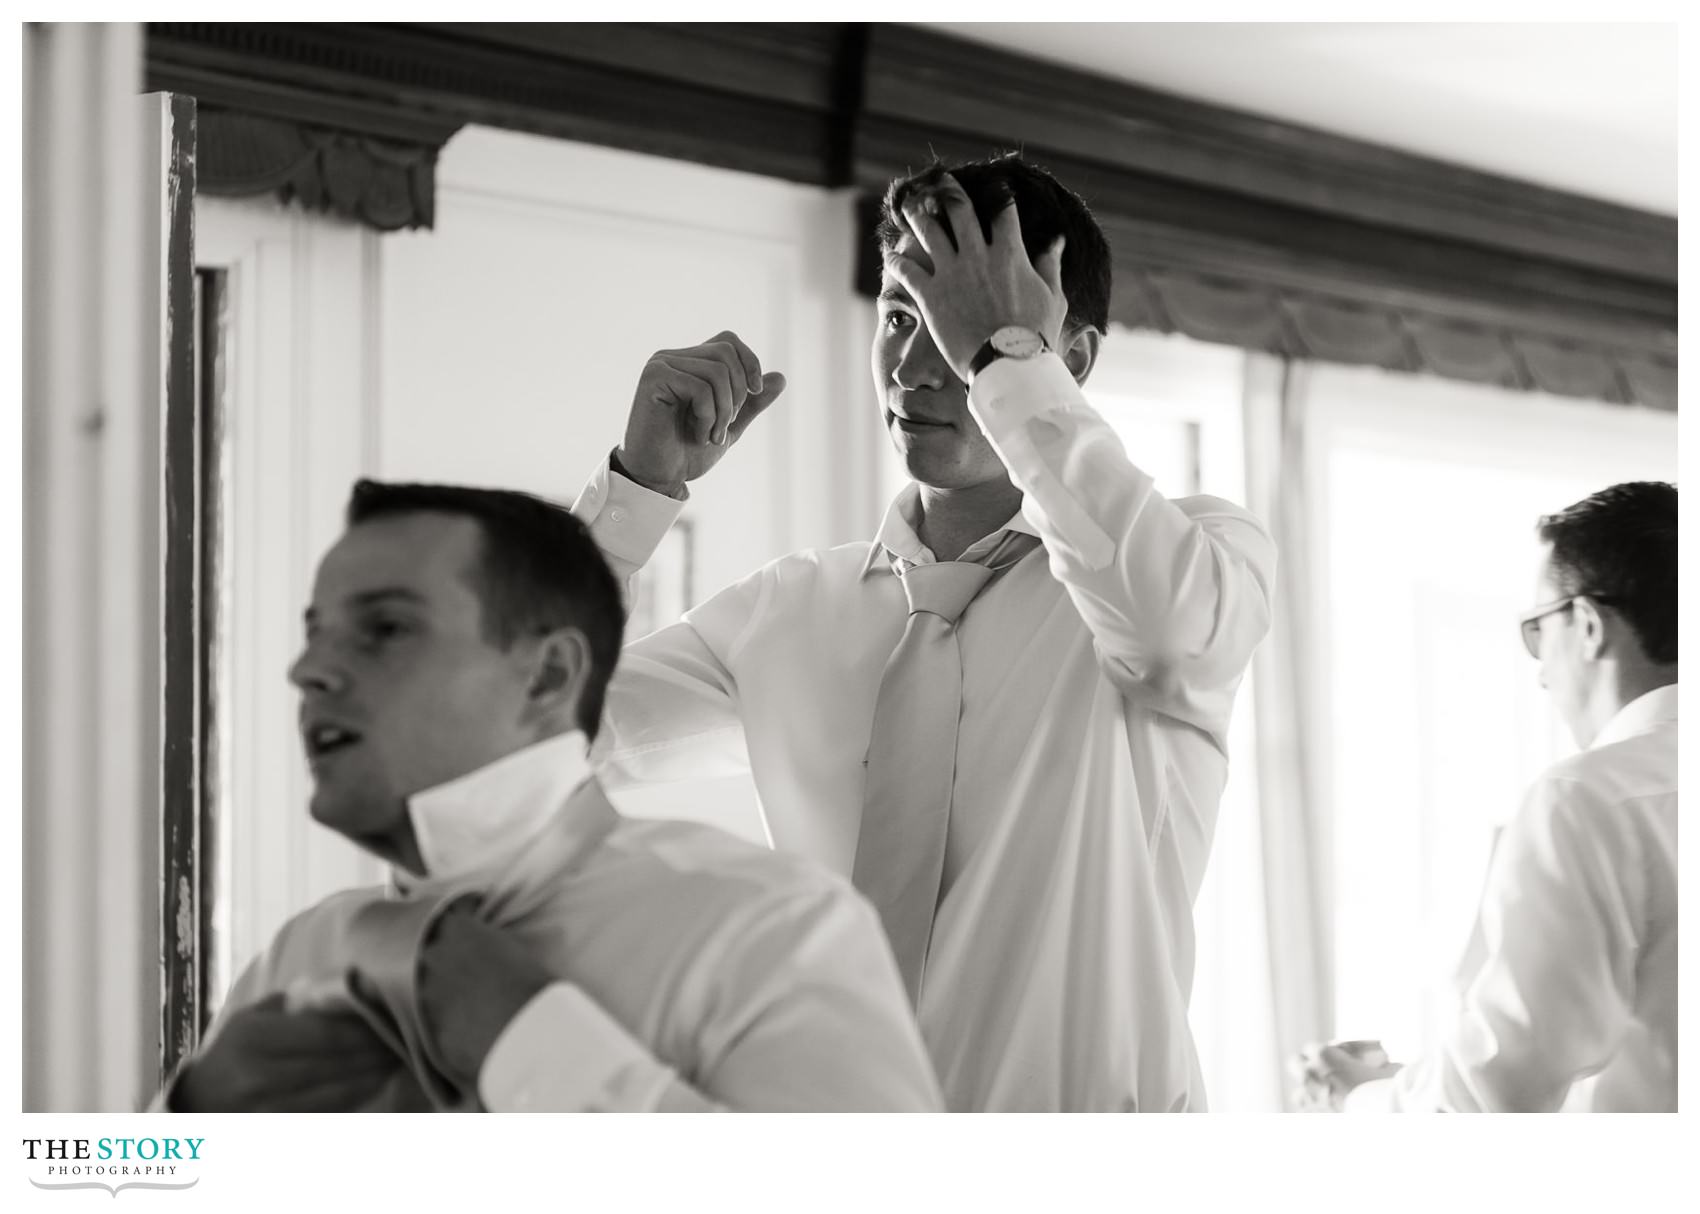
[615, 330, 787, 497]
[416, 901, 555, 1098]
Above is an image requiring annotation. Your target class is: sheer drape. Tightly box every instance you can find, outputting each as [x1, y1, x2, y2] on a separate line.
[1241, 354, 1334, 1108]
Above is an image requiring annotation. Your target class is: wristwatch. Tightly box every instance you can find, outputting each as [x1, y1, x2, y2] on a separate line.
[968, 325, 1050, 380]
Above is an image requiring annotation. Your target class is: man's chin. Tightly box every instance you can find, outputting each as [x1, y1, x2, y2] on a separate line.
[348, 830, 410, 870]
[309, 793, 386, 846]
[308, 793, 422, 873]
[306, 790, 345, 831]
[901, 458, 1014, 493]
[893, 445, 966, 487]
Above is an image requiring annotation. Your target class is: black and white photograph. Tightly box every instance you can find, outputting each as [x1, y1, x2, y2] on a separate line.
[13, 14, 1685, 1209]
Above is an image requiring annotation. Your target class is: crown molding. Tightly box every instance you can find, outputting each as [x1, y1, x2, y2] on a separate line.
[146, 22, 1676, 406]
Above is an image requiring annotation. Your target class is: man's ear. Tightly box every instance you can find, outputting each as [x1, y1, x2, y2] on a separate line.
[1060, 325, 1102, 386]
[524, 627, 592, 731]
[1574, 596, 1608, 662]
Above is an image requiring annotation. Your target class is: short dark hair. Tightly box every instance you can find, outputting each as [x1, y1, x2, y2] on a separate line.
[346, 479, 625, 739]
[876, 152, 1113, 336]
[1537, 480, 1676, 665]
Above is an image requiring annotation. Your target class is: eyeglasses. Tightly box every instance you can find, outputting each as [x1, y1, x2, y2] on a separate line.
[1518, 593, 1616, 658]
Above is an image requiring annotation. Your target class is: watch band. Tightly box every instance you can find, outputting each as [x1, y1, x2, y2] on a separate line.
[967, 340, 1005, 380]
[968, 327, 1050, 381]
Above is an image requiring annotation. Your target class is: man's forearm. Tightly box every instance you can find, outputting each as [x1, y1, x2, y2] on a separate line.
[968, 353, 1276, 695]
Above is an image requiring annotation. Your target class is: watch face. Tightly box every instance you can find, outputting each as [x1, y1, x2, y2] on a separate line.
[990, 326, 1046, 358]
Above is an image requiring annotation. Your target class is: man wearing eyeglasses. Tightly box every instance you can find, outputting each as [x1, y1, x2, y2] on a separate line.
[1301, 481, 1676, 1112]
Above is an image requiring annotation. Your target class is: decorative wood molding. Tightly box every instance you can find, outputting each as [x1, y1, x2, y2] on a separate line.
[145, 22, 1675, 407]
[198, 108, 437, 230]
[1115, 264, 1674, 408]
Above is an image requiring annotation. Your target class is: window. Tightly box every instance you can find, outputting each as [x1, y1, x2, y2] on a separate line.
[1305, 364, 1676, 1064]
[1090, 328, 1279, 1112]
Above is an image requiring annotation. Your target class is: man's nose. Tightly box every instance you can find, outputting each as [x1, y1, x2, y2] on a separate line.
[893, 326, 951, 392]
[288, 640, 348, 695]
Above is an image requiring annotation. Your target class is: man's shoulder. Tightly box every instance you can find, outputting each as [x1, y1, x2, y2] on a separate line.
[761, 541, 881, 582]
[277, 884, 391, 932]
[268, 885, 391, 956]
[1533, 730, 1678, 820]
[225, 885, 391, 1004]
[1172, 492, 1270, 532]
[687, 541, 881, 625]
[1507, 739, 1672, 863]
[598, 815, 862, 923]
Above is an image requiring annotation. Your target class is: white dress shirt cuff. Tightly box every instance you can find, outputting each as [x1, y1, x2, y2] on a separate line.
[571, 457, 687, 569]
[968, 349, 1081, 434]
[478, 981, 677, 1112]
[967, 349, 1122, 571]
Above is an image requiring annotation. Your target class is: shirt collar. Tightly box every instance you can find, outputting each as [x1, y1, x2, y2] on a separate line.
[857, 481, 1040, 581]
[400, 730, 595, 886]
[1592, 683, 1678, 749]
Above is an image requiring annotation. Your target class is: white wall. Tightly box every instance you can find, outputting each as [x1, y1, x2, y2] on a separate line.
[199, 128, 884, 978]
[379, 128, 883, 591]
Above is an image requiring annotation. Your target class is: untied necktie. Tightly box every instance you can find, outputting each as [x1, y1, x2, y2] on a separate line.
[852, 530, 1041, 1004]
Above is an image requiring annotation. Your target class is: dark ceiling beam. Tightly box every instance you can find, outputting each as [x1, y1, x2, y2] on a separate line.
[857, 25, 1673, 286]
[144, 21, 1676, 408]
[147, 22, 855, 189]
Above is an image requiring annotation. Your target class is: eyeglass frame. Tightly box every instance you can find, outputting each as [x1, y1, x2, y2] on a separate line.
[1518, 593, 1617, 659]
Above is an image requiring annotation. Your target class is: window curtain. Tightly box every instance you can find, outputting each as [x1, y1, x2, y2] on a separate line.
[1240, 353, 1334, 1108]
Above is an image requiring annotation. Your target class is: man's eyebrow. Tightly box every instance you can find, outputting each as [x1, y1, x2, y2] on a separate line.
[350, 588, 426, 606]
[303, 587, 426, 626]
[878, 283, 915, 304]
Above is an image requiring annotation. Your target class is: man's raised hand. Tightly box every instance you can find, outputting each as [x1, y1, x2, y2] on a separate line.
[615, 330, 787, 497]
[883, 174, 1067, 384]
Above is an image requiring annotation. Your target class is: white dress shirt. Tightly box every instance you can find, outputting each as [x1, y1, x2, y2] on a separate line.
[1346, 684, 1678, 1113]
[576, 353, 1277, 1111]
[191, 732, 943, 1112]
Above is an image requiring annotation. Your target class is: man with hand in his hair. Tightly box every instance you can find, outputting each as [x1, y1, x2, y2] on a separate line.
[576, 155, 1277, 1112]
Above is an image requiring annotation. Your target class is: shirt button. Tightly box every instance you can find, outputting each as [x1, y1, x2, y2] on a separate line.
[609, 507, 626, 523]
